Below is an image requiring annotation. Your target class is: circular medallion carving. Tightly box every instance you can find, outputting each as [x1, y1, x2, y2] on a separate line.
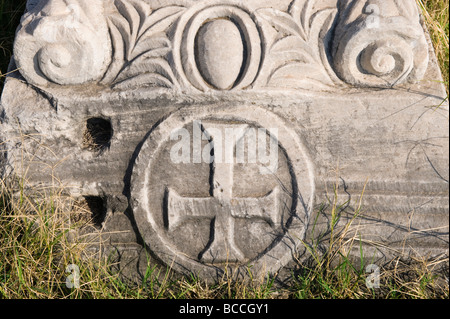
[130, 105, 315, 281]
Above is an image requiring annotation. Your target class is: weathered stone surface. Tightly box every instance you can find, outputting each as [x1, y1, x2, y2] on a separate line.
[1, 0, 448, 283]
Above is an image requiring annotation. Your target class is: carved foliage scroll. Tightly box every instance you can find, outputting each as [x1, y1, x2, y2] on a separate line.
[102, 0, 186, 89]
[13, 0, 430, 91]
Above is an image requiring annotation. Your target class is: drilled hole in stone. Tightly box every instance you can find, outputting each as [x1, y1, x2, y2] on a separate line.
[71, 196, 107, 230]
[82, 118, 113, 153]
[84, 196, 107, 229]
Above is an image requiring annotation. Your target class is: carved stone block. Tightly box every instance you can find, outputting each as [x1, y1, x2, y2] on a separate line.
[1, 0, 448, 282]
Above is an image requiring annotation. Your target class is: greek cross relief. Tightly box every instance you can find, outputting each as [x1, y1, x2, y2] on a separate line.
[13, 0, 429, 91]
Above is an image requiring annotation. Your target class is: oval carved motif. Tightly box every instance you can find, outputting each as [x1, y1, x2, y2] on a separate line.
[175, 4, 262, 92]
[195, 19, 244, 90]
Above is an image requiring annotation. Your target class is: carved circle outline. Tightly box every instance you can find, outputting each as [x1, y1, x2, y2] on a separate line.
[174, 1, 263, 91]
[130, 105, 315, 281]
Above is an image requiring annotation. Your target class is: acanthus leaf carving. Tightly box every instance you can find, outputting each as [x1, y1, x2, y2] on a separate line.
[256, 0, 341, 91]
[102, 0, 186, 90]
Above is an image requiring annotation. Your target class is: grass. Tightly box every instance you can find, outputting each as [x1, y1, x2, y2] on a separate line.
[417, 0, 449, 92]
[0, 0, 449, 299]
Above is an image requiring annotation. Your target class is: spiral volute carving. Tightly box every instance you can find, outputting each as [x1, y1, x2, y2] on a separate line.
[14, 0, 111, 87]
[332, 0, 429, 88]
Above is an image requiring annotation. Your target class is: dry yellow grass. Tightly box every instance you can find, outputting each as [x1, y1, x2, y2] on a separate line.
[417, 0, 449, 92]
